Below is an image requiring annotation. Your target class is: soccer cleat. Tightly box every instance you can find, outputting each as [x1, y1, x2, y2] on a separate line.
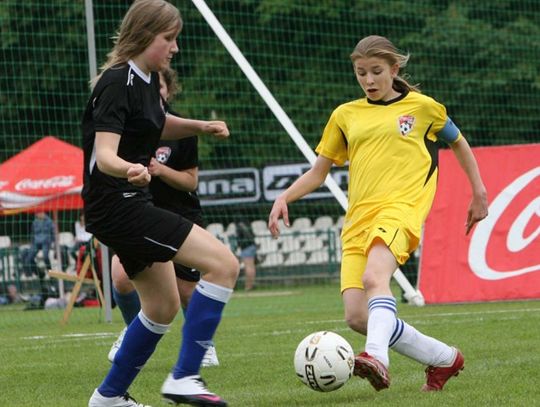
[354, 352, 390, 391]
[161, 374, 227, 406]
[88, 389, 150, 407]
[422, 348, 464, 391]
[108, 327, 127, 363]
[201, 345, 220, 367]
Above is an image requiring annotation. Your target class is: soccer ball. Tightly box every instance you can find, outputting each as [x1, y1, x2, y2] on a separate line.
[294, 331, 355, 392]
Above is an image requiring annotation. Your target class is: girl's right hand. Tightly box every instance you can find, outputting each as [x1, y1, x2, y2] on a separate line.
[127, 164, 151, 187]
[268, 196, 290, 238]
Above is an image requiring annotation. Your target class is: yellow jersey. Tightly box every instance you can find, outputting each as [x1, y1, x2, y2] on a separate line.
[315, 90, 461, 249]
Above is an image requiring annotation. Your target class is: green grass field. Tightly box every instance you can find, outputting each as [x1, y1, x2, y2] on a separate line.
[1, 282, 539, 406]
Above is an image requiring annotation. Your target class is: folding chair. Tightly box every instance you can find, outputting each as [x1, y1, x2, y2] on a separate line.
[48, 238, 104, 325]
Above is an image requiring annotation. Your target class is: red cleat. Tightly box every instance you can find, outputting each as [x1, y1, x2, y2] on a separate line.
[422, 348, 464, 391]
[354, 352, 390, 391]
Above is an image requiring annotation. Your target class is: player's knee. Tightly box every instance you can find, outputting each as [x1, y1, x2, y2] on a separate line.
[223, 252, 240, 280]
[345, 312, 367, 335]
[159, 297, 181, 323]
[362, 269, 386, 292]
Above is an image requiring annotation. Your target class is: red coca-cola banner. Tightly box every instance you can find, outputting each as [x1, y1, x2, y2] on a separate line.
[419, 144, 540, 303]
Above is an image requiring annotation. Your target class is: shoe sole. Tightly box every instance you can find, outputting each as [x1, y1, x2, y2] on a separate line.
[354, 358, 390, 391]
[162, 393, 227, 407]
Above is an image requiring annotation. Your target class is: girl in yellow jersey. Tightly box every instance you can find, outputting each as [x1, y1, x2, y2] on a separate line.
[268, 35, 488, 392]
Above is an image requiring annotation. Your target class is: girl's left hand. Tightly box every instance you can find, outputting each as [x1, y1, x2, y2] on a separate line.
[148, 158, 162, 177]
[465, 192, 488, 235]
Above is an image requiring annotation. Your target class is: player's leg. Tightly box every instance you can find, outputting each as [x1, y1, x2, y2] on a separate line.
[107, 255, 141, 362]
[343, 234, 462, 392]
[91, 261, 179, 406]
[111, 255, 140, 325]
[341, 240, 395, 391]
[175, 266, 220, 368]
[161, 224, 238, 406]
[242, 254, 256, 291]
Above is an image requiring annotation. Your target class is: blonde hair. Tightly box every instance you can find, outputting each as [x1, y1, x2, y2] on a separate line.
[350, 35, 420, 93]
[91, 0, 182, 88]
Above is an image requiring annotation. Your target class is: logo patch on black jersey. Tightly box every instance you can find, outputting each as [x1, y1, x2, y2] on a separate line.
[398, 115, 415, 136]
[155, 146, 171, 164]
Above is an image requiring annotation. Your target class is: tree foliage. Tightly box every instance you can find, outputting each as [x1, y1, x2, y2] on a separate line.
[1, 0, 538, 166]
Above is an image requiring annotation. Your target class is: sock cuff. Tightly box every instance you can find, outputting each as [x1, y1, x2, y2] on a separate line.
[138, 311, 170, 335]
[368, 295, 397, 314]
[196, 279, 233, 303]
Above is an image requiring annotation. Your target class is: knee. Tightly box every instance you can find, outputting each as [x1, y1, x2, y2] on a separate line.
[345, 312, 367, 335]
[362, 268, 386, 292]
[111, 256, 134, 294]
[224, 253, 240, 280]
[145, 297, 180, 325]
[210, 252, 240, 287]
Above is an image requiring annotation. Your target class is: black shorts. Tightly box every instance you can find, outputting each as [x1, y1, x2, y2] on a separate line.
[174, 263, 200, 282]
[158, 204, 203, 282]
[89, 199, 193, 278]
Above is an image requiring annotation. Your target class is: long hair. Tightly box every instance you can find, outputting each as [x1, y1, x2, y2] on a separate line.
[350, 35, 420, 93]
[160, 66, 179, 101]
[91, 0, 182, 88]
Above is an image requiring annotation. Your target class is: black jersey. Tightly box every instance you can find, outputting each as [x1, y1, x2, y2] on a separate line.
[150, 107, 201, 217]
[150, 141, 202, 217]
[81, 61, 165, 229]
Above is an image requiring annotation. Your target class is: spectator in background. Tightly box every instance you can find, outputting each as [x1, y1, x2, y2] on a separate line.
[236, 220, 257, 291]
[71, 212, 92, 261]
[22, 211, 55, 276]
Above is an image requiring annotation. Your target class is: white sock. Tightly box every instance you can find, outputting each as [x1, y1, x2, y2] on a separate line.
[390, 319, 455, 366]
[365, 296, 397, 367]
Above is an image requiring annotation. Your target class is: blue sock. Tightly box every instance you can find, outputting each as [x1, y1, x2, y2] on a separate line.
[98, 312, 169, 397]
[113, 287, 141, 325]
[173, 280, 232, 378]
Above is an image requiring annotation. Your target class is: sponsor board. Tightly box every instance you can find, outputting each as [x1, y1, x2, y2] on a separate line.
[419, 144, 540, 303]
[198, 163, 349, 206]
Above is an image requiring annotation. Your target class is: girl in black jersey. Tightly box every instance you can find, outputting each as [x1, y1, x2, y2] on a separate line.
[107, 67, 219, 368]
[84, 2, 238, 406]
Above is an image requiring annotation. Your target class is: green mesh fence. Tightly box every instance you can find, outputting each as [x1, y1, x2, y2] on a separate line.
[1, 1, 539, 300]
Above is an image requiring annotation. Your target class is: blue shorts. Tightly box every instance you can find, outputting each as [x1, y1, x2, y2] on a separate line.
[240, 244, 257, 259]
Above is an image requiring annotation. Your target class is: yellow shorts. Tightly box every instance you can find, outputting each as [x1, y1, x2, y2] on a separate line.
[340, 222, 415, 292]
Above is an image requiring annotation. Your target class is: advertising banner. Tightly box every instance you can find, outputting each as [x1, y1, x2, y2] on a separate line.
[419, 144, 540, 303]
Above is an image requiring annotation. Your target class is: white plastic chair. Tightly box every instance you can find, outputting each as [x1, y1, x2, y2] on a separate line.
[283, 251, 307, 266]
[313, 216, 334, 231]
[260, 252, 284, 267]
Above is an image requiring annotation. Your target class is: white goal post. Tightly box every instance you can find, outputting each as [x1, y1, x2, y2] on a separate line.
[191, 0, 424, 305]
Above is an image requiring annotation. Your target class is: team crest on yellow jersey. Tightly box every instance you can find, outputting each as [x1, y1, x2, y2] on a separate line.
[398, 115, 415, 136]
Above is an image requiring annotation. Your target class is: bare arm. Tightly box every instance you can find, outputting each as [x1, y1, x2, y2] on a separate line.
[449, 136, 488, 234]
[161, 115, 229, 140]
[94, 132, 150, 187]
[148, 157, 198, 192]
[268, 155, 334, 237]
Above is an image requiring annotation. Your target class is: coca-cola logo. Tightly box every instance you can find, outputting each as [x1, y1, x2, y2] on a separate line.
[15, 176, 76, 191]
[469, 167, 540, 280]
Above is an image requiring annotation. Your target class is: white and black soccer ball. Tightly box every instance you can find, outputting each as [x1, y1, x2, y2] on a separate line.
[294, 331, 355, 392]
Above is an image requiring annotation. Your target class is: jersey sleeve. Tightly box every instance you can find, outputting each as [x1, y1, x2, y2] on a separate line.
[92, 81, 130, 135]
[315, 108, 348, 166]
[429, 98, 462, 144]
[174, 137, 199, 170]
